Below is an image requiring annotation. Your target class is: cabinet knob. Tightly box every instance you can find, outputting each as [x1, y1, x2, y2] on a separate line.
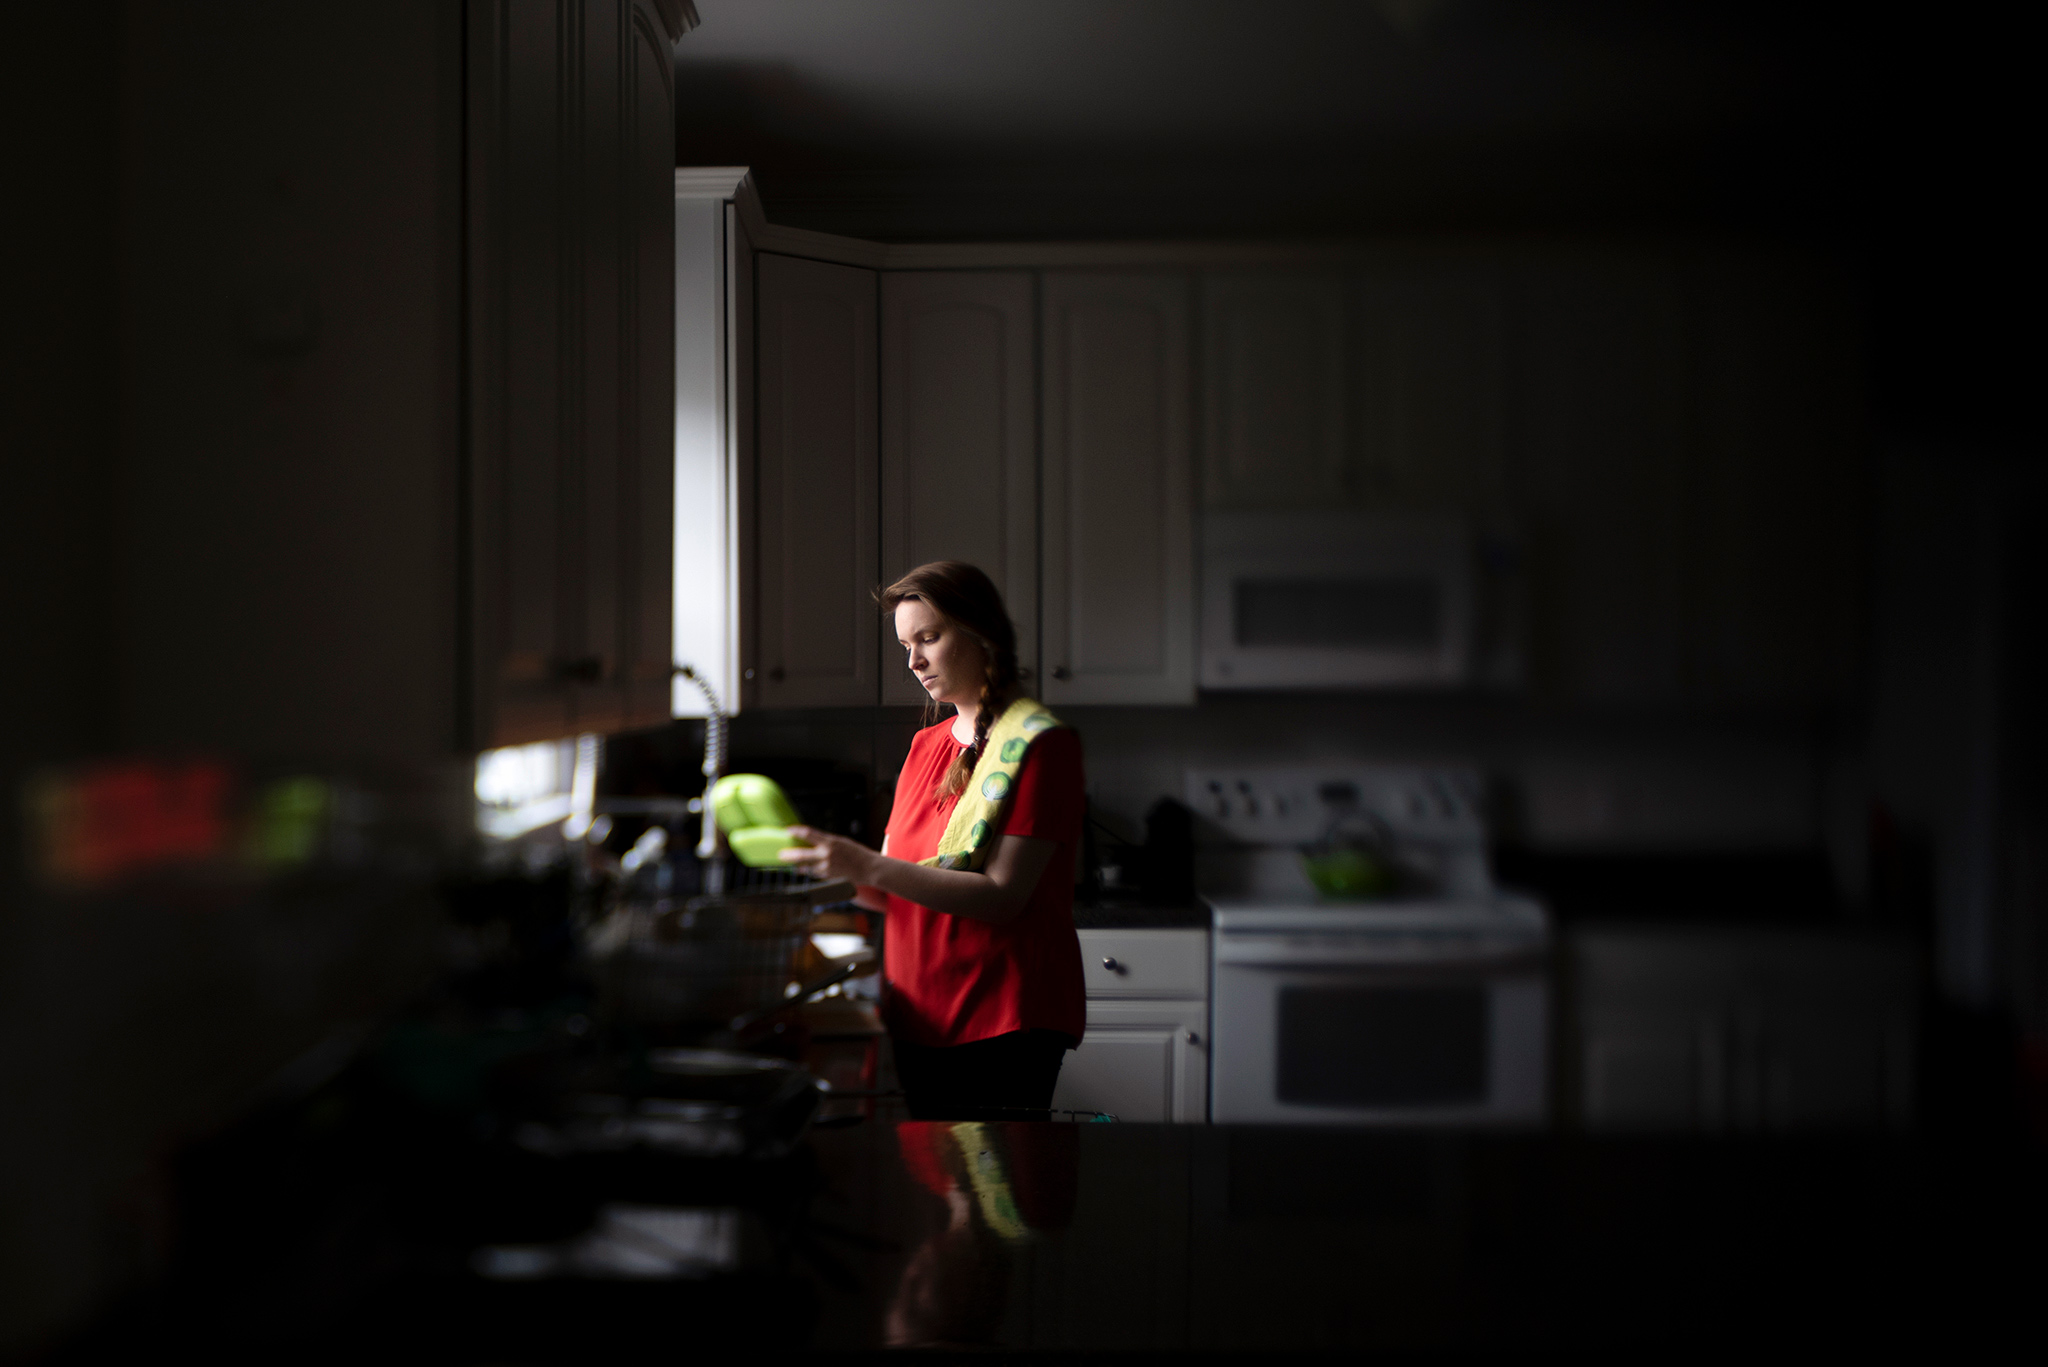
[1100, 956, 1124, 974]
[1185, 1029, 1202, 1046]
[553, 655, 604, 684]
[768, 665, 785, 682]
[1052, 665, 1071, 681]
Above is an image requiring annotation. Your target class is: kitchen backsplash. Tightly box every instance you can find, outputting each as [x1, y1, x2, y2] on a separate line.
[722, 692, 1845, 859]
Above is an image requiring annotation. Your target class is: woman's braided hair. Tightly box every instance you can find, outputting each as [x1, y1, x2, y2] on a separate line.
[878, 561, 1022, 801]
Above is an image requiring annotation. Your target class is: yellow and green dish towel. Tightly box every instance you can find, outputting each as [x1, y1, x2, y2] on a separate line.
[919, 696, 1064, 873]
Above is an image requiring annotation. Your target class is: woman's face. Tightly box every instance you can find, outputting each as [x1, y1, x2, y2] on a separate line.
[895, 598, 986, 709]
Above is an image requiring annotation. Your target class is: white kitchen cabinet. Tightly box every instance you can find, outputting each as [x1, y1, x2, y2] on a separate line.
[1055, 999, 1209, 1123]
[466, 0, 678, 748]
[692, 190, 1864, 715]
[878, 271, 1038, 704]
[1078, 927, 1211, 998]
[1353, 255, 1508, 516]
[1571, 928, 1917, 1131]
[1200, 273, 1348, 510]
[755, 252, 880, 707]
[1054, 927, 1210, 1122]
[1040, 272, 1197, 705]
[1512, 251, 1690, 704]
[1682, 253, 1864, 706]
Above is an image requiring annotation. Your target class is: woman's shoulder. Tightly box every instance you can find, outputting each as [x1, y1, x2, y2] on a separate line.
[1018, 722, 1083, 782]
[1031, 723, 1082, 757]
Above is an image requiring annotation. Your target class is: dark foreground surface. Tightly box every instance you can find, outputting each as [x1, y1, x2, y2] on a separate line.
[61, 1089, 2046, 1357]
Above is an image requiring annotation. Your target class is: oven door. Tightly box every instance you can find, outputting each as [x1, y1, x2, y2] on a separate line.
[1211, 941, 1548, 1125]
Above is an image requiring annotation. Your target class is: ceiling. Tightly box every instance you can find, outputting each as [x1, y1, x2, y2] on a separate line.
[669, 0, 1937, 242]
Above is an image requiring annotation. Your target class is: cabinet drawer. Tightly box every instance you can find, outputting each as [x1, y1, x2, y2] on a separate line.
[1077, 928, 1209, 999]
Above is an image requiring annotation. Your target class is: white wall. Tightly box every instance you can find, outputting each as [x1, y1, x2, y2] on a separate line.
[671, 195, 740, 716]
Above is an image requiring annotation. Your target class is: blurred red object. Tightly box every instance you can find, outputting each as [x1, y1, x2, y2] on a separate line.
[27, 760, 234, 889]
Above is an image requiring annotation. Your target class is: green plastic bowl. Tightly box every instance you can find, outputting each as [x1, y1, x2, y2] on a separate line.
[1301, 849, 1392, 898]
[727, 825, 807, 869]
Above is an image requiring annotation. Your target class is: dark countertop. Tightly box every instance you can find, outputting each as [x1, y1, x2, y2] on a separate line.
[1071, 898, 1210, 929]
[80, 1102, 2045, 1357]
[794, 1123, 2042, 1351]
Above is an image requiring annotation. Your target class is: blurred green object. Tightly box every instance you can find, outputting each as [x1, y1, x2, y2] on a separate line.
[710, 774, 800, 832]
[710, 774, 806, 867]
[728, 825, 805, 867]
[247, 776, 330, 867]
[1302, 848, 1392, 898]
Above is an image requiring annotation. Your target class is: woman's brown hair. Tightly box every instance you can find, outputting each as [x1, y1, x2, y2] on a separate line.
[878, 561, 1022, 800]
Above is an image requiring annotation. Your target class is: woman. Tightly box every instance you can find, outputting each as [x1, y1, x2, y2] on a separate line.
[779, 561, 1086, 1121]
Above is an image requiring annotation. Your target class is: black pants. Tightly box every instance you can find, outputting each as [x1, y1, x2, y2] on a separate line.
[891, 1029, 1075, 1122]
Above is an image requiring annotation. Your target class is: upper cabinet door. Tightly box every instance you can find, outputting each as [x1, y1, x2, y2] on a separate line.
[756, 253, 879, 707]
[878, 272, 1038, 705]
[1684, 252, 1863, 706]
[466, 0, 675, 748]
[1201, 273, 1348, 510]
[1513, 250, 1687, 703]
[617, 0, 678, 732]
[1041, 273, 1196, 705]
[1353, 255, 1508, 516]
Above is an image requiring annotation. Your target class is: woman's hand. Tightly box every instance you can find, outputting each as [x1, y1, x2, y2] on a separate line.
[776, 826, 881, 884]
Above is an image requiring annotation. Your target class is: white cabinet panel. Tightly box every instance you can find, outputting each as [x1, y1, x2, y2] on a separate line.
[1513, 252, 1688, 703]
[1684, 254, 1863, 706]
[1201, 274, 1348, 509]
[1055, 999, 1208, 1123]
[1353, 256, 1507, 515]
[1572, 928, 1917, 1131]
[1041, 272, 1195, 705]
[755, 252, 879, 707]
[879, 271, 1037, 704]
[1078, 928, 1209, 998]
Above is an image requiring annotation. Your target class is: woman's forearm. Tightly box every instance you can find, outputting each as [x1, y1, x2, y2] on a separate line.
[861, 854, 1025, 925]
[780, 827, 1055, 925]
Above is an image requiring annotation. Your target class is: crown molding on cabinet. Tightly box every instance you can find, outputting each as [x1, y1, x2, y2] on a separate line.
[648, 0, 699, 45]
[676, 166, 1469, 271]
[878, 239, 1388, 270]
[686, 169, 888, 269]
[673, 166, 750, 200]
[752, 221, 891, 270]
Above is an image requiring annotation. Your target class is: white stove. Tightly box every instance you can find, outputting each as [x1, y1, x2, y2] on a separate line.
[1189, 767, 1550, 1127]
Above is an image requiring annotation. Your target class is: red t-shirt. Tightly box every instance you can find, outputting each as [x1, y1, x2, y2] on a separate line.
[878, 721, 1087, 1048]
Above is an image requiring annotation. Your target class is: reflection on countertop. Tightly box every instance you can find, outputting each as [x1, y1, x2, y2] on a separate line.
[74, 1097, 2045, 1356]
[805, 1122, 2043, 1352]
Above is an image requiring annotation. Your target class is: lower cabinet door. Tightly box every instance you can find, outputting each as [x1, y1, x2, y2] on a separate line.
[1053, 999, 1208, 1123]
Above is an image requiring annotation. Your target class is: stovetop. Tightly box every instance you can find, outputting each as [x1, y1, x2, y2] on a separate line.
[1209, 892, 1547, 939]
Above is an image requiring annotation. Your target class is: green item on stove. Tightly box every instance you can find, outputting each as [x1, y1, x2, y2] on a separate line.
[1302, 848, 1392, 898]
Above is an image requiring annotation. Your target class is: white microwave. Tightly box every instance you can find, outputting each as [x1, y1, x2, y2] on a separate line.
[1200, 511, 1474, 689]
